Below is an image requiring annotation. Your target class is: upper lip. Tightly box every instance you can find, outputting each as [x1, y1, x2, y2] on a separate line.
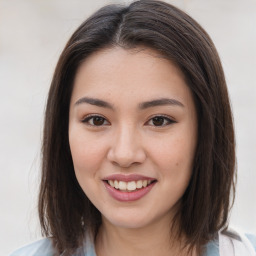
[103, 174, 156, 182]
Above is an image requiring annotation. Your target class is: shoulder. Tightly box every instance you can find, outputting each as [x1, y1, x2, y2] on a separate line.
[9, 238, 55, 256]
[246, 233, 256, 252]
[219, 227, 256, 255]
[204, 238, 219, 256]
[9, 235, 97, 256]
[204, 229, 256, 256]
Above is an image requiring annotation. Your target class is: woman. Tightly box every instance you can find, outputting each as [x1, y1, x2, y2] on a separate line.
[10, 1, 256, 255]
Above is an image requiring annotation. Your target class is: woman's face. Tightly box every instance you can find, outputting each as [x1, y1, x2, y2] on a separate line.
[69, 47, 197, 229]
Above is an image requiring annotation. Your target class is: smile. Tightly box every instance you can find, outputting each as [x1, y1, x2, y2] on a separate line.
[103, 174, 157, 202]
[107, 180, 154, 192]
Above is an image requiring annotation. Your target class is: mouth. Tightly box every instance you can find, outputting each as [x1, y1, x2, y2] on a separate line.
[103, 174, 157, 202]
[104, 179, 156, 192]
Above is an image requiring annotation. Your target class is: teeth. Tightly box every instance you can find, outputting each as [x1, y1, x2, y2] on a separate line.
[127, 181, 136, 191]
[109, 180, 114, 187]
[108, 179, 154, 191]
[136, 180, 142, 189]
[119, 181, 127, 190]
[114, 180, 119, 189]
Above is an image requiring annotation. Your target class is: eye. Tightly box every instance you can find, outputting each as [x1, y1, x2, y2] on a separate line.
[146, 115, 176, 127]
[82, 115, 110, 126]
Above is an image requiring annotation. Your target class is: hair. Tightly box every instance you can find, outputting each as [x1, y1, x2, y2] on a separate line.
[39, 0, 236, 255]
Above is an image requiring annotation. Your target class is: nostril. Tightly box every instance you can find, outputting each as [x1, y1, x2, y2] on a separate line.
[107, 149, 146, 168]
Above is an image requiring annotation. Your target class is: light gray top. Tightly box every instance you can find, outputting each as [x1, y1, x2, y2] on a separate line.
[9, 233, 256, 256]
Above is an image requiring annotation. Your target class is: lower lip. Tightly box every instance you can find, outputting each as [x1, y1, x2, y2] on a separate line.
[104, 182, 156, 202]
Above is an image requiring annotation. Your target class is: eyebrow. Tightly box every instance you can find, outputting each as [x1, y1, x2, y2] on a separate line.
[74, 97, 184, 109]
[75, 97, 114, 109]
[138, 98, 184, 109]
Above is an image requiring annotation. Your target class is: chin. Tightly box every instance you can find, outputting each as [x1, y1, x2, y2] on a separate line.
[103, 212, 152, 230]
[110, 219, 148, 229]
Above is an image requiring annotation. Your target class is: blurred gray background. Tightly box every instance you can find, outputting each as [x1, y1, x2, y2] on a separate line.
[1, 0, 255, 255]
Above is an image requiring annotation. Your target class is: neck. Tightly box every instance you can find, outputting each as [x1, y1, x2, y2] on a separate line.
[95, 215, 195, 256]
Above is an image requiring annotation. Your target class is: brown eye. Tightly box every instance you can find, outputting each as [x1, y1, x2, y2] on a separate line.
[152, 117, 165, 126]
[92, 116, 105, 126]
[147, 115, 175, 127]
[82, 115, 109, 126]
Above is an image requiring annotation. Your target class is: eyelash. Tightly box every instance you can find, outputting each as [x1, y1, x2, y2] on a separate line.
[146, 115, 176, 127]
[81, 115, 176, 127]
[81, 115, 110, 126]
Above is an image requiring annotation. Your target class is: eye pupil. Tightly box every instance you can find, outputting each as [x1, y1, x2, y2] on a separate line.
[93, 116, 104, 126]
[152, 117, 164, 126]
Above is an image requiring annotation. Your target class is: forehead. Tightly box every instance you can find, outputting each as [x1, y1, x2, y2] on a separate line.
[74, 46, 185, 83]
[71, 46, 192, 108]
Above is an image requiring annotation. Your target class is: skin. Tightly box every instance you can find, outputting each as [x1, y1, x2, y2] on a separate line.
[69, 47, 198, 256]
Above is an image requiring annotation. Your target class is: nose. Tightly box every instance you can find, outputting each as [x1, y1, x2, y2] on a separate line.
[107, 125, 146, 168]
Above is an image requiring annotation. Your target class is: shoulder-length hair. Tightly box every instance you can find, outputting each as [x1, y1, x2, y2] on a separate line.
[39, 0, 236, 255]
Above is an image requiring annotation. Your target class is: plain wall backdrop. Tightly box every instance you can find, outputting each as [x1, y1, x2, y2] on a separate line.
[1, 0, 255, 255]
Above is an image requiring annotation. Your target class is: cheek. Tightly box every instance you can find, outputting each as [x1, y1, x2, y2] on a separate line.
[150, 134, 196, 182]
[153, 137, 194, 163]
[69, 132, 106, 199]
[69, 130, 106, 177]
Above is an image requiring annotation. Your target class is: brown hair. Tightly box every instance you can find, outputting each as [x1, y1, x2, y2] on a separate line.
[39, 0, 236, 255]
